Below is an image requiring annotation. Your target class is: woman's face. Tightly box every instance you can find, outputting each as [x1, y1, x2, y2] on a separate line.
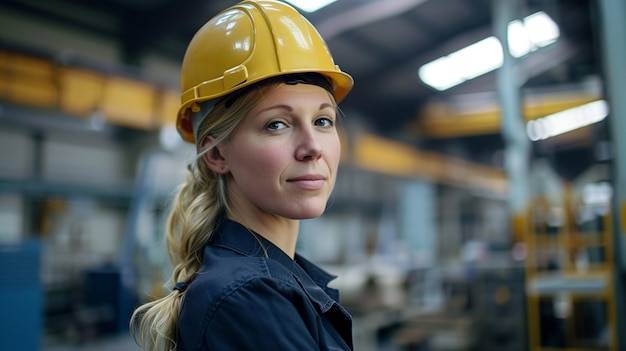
[219, 83, 340, 221]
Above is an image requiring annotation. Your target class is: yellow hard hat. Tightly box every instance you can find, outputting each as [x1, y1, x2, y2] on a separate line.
[176, 0, 354, 144]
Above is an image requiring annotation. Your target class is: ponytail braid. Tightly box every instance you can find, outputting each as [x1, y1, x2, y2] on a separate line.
[130, 83, 278, 350]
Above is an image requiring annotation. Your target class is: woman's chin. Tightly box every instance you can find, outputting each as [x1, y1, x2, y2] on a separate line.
[285, 205, 327, 220]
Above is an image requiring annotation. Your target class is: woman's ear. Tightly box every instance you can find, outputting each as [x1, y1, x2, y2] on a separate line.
[200, 136, 229, 174]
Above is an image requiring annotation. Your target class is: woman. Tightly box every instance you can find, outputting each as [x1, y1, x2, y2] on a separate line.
[130, 1, 354, 350]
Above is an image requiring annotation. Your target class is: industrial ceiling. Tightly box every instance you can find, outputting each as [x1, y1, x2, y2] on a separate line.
[0, 0, 601, 178]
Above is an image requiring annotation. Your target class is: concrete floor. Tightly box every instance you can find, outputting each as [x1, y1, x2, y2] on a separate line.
[44, 334, 140, 351]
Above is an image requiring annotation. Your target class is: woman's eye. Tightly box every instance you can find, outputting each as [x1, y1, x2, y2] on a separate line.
[315, 118, 334, 128]
[267, 121, 287, 130]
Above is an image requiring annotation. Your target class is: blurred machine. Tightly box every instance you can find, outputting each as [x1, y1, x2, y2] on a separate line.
[524, 164, 617, 351]
[0, 240, 43, 351]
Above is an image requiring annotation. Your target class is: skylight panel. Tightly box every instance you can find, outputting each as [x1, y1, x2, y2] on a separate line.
[284, 0, 338, 13]
[419, 11, 560, 90]
[419, 37, 502, 90]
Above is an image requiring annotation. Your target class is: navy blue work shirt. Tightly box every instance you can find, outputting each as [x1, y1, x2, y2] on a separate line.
[177, 219, 353, 350]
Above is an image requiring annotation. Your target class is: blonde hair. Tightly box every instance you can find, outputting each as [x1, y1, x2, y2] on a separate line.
[130, 74, 338, 350]
[130, 83, 279, 351]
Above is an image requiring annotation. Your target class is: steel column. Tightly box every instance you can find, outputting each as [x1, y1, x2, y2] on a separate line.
[598, 0, 626, 347]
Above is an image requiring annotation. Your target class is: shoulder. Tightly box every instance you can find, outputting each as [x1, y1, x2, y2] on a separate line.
[181, 269, 323, 350]
[178, 256, 316, 349]
[181, 253, 304, 317]
[195, 248, 297, 292]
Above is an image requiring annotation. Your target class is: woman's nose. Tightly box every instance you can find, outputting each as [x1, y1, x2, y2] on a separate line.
[295, 126, 323, 161]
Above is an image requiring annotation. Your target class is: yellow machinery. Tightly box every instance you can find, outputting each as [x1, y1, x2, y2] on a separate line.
[525, 164, 617, 351]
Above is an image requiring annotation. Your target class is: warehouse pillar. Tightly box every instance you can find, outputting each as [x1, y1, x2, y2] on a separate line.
[493, 0, 529, 245]
[598, 0, 626, 346]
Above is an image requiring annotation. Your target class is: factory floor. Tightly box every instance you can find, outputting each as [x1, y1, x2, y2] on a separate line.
[44, 334, 139, 351]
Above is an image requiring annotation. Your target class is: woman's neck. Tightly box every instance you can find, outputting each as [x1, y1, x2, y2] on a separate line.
[228, 212, 300, 259]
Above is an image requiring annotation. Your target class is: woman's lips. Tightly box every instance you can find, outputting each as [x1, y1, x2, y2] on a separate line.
[287, 175, 326, 190]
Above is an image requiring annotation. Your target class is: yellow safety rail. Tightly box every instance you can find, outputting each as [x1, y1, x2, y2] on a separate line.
[525, 190, 617, 351]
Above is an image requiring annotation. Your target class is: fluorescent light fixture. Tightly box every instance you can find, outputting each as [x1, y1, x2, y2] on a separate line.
[419, 11, 559, 90]
[526, 100, 608, 141]
[419, 37, 502, 90]
[284, 0, 338, 13]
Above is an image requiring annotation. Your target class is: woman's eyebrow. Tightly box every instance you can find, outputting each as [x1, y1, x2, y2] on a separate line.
[257, 102, 334, 115]
[319, 103, 334, 110]
[256, 104, 293, 115]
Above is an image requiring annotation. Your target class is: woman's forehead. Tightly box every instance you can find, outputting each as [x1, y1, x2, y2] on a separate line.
[255, 83, 334, 108]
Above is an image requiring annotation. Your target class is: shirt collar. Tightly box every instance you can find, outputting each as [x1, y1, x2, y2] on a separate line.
[209, 219, 339, 300]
